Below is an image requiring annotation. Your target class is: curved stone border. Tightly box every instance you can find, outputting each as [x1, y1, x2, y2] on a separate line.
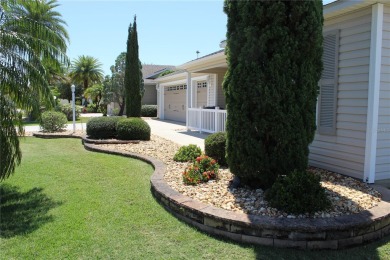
[31, 133, 390, 249]
[82, 136, 140, 145]
[32, 132, 83, 139]
[33, 132, 139, 144]
[151, 168, 390, 250]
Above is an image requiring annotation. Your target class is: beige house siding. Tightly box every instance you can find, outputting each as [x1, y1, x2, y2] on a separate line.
[216, 71, 226, 108]
[142, 84, 157, 105]
[309, 7, 372, 179]
[376, 5, 390, 180]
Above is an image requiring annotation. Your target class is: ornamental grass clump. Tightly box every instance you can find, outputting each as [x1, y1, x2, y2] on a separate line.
[183, 155, 219, 185]
[265, 170, 331, 215]
[173, 144, 202, 162]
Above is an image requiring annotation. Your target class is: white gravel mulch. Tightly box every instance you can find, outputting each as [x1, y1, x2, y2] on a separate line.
[23, 130, 85, 137]
[99, 135, 382, 219]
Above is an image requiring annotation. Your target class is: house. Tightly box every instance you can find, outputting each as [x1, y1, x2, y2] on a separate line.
[155, 48, 228, 129]
[142, 64, 175, 105]
[154, 0, 390, 183]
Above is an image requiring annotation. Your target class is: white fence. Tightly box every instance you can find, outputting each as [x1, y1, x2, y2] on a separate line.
[187, 108, 227, 133]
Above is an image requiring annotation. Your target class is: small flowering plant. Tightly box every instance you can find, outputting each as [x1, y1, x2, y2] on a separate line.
[182, 155, 219, 185]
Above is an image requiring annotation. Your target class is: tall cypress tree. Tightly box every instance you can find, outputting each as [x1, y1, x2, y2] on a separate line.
[124, 16, 142, 117]
[223, 1, 323, 189]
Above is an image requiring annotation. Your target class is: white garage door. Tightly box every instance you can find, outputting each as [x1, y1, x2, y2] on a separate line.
[196, 81, 207, 108]
[164, 85, 186, 122]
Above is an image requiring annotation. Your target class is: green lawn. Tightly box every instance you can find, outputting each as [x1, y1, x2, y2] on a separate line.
[1, 138, 389, 259]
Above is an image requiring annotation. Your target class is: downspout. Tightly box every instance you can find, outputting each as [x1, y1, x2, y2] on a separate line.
[364, 3, 383, 184]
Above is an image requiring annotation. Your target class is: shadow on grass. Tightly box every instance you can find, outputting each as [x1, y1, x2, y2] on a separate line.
[0, 184, 61, 238]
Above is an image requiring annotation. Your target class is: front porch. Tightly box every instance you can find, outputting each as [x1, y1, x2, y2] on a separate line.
[187, 107, 227, 133]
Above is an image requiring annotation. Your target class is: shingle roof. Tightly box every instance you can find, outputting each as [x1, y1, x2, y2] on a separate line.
[142, 64, 176, 82]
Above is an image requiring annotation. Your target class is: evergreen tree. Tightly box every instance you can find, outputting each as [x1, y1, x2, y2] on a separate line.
[223, 1, 323, 189]
[124, 16, 143, 117]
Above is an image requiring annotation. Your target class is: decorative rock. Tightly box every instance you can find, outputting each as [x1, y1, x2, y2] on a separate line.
[99, 135, 382, 219]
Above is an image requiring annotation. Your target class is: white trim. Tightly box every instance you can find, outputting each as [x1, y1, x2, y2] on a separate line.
[160, 79, 186, 87]
[364, 3, 383, 184]
[186, 72, 191, 128]
[214, 73, 218, 107]
[179, 51, 225, 70]
[160, 83, 165, 120]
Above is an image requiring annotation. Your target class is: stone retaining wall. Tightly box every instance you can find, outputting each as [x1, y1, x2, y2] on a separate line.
[150, 169, 390, 250]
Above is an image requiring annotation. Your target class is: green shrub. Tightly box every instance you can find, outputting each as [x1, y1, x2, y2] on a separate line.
[40, 111, 67, 132]
[86, 116, 123, 139]
[265, 170, 331, 215]
[55, 104, 80, 121]
[116, 118, 151, 140]
[183, 155, 219, 185]
[205, 132, 227, 166]
[141, 105, 157, 117]
[173, 144, 202, 162]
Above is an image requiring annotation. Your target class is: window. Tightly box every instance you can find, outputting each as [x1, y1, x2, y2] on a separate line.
[166, 84, 187, 91]
[197, 81, 207, 88]
[318, 30, 339, 135]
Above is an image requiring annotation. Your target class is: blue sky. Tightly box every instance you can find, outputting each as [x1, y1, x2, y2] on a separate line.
[57, 0, 336, 76]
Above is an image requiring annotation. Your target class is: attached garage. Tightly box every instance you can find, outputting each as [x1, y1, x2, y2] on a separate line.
[164, 84, 187, 122]
[196, 81, 207, 107]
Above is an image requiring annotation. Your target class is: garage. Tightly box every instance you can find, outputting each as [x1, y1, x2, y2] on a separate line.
[164, 84, 186, 122]
[196, 81, 207, 107]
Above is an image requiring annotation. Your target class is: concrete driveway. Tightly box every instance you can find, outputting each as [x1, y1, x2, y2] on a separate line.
[144, 118, 209, 150]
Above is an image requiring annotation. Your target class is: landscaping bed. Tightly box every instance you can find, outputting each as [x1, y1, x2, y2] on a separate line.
[98, 135, 382, 219]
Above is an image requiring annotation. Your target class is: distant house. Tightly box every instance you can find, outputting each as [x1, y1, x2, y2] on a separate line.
[153, 0, 390, 184]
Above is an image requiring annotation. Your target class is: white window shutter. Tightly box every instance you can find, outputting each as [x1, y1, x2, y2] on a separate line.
[318, 30, 339, 135]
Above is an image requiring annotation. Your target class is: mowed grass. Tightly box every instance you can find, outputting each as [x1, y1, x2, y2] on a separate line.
[1, 138, 389, 260]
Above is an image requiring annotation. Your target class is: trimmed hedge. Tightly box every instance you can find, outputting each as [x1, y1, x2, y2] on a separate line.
[40, 111, 67, 132]
[205, 132, 227, 166]
[116, 118, 151, 140]
[265, 170, 331, 215]
[86, 116, 123, 139]
[173, 144, 202, 162]
[141, 105, 157, 117]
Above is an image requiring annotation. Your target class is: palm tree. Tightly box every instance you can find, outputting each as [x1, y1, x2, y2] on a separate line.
[70, 55, 104, 90]
[0, 0, 69, 180]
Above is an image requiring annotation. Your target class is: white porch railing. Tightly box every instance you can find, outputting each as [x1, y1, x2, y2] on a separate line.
[187, 108, 227, 133]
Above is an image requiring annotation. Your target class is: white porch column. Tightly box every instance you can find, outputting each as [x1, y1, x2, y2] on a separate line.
[159, 83, 165, 120]
[186, 71, 191, 128]
[364, 3, 383, 184]
[156, 84, 160, 118]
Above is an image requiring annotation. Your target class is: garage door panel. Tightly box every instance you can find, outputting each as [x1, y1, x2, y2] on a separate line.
[164, 87, 186, 122]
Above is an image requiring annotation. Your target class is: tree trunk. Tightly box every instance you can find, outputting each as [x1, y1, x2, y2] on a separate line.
[84, 79, 88, 90]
